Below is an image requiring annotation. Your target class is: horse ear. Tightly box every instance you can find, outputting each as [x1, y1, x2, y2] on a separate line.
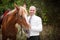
[14, 3, 19, 11]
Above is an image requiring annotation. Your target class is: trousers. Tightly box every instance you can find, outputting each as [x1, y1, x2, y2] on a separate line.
[27, 35, 40, 40]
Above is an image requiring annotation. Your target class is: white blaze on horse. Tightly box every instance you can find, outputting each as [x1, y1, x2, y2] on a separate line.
[1, 4, 30, 40]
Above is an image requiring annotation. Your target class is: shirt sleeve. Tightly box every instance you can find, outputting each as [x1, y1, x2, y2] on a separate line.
[30, 17, 43, 32]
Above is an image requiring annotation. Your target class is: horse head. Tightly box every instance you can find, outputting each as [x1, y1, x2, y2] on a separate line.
[10, 4, 30, 30]
[2, 4, 30, 31]
[15, 4, 30, 30]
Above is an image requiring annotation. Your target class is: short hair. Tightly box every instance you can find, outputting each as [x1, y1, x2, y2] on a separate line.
[29, 6, 36, 11]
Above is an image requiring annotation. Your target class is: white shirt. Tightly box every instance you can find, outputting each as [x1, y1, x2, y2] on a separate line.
[28, 15, 42, 37]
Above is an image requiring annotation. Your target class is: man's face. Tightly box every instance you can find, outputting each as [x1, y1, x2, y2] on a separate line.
[29, 6, 36, 16]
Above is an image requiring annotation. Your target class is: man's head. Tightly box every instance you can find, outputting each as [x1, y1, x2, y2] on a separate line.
[29, 6, 36, 16]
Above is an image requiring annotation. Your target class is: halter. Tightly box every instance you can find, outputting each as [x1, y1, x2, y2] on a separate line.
[16, 13, 23, 40]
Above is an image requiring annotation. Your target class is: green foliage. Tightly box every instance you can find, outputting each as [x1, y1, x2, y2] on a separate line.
[0, 0, 31, 15]
[42, 0, 60, 25]
[0, 0, 14, 15]
[40, 1, 48, 24]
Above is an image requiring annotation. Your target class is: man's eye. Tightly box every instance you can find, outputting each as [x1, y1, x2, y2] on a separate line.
[30, 10, 35, 11]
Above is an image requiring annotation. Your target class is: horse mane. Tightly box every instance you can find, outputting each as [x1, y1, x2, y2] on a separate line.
[19, 6, 28, 16]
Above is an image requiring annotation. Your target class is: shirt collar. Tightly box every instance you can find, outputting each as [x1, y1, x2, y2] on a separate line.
[30, 14, 35, 17]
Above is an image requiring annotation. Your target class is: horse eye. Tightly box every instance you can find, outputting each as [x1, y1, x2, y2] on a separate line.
[20, 15, 22, 18]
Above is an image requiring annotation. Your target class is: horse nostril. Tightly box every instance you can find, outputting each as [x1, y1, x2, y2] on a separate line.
[20, 15, 22, 17]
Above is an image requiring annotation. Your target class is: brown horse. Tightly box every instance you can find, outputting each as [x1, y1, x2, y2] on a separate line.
[0, 9, 10, 28]
[1, 4, 30, 40]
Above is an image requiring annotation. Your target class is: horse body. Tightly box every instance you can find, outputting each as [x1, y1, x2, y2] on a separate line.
[0, 9, 10, 28]
[2, 13, 18, 40]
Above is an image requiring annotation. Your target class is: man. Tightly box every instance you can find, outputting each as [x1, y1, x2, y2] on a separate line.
[26, 6, 43, 40]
